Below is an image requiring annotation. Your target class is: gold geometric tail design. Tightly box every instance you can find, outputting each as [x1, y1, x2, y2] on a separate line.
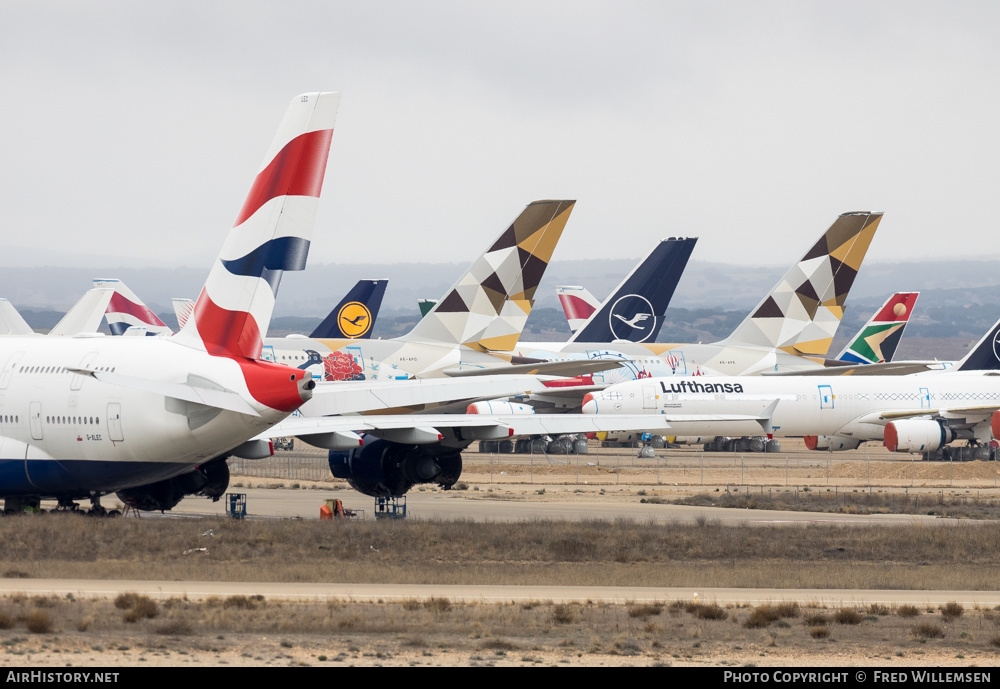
[401, 200, 576, 350]
[721, 211, 882, 356]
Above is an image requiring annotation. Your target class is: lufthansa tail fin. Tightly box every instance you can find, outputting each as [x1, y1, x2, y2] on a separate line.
[956, 315, 1000, 371]
[836, 292, 918, 364]
[309, 279, 388, 339]
[94, 278, 172, 336]
[569, 237, 697, 344]
[556, 286, 600, 334]
[401, 200, 575, 351]
[720, 211, 882, 356]
[174, 92, 340, 359]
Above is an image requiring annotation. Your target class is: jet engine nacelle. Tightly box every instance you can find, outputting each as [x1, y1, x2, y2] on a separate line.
[883, 420, 956, 453]
[667, 436, 706, 445]
[328, 438, 462, 498]
[116, 456, 230, 512]
[466, 401, 534, 415]
[804, 435, 863, 451]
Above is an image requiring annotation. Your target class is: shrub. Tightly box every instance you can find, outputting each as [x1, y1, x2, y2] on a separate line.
[897, 605, 921, 618]
[744, 605, 780, 628]
[810, 626, 830, 639]
[867, 603, 889, 616]
[940, 602, 963, 620]
[25, 610, 52, 634]
[552, 604, 579, 624]
[804, 613, 829, 626]
[627, 603, 663, 619]
[692, 604, 727, 621]
[122, 596, 158, 623]
[912, 622, 945, 639]
[834, 608, 862, 625]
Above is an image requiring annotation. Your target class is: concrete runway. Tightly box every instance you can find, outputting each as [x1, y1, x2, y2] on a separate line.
[163, 485, 958, 526]
[2, 579, 998, 607]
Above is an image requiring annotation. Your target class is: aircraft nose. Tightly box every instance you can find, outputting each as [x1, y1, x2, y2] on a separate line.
[582, 392, 597, 414]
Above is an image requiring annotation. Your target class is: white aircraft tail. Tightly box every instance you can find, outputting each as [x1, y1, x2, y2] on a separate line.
[174, 92, 340, 359]
[720, 212, 882, 356]
[0, 299, 34, 335]
[48, 287, 114, 336]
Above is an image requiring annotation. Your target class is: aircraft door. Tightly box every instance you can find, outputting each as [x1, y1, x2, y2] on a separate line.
[107, 403, 124, 442]
[29, 402, 42, 440]
[261, 345, 276, 363]
[642, 385, 656, 409]
[818, 385, 835, 410]
[920, 387, 930, 409]
[0, 352, 24, 390]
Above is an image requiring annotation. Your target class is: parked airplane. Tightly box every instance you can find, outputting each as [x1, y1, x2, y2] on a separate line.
[0, 91, 342, 513]
[259, 199, 584, 381]
[0, 300, 34, 336]
[307, 279, 387, 339]
[97, 279, 173, 336]
[835, 292, 918, 365]
[582, 316, 1000, 455]
[556, 285, 599, 333]
[506, 212, 883, 384]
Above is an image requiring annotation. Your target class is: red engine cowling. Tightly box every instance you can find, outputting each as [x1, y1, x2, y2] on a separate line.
[884, 420, 955, 453]
[804, 435, 862, 451]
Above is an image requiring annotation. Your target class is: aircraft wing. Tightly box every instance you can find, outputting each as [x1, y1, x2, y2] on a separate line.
[300, 374, 558, 416]
[259, 410, 775, 447]
[761, 361, 944, 377]
[72, 369, 261, 416]
[442, 358, 629, 378]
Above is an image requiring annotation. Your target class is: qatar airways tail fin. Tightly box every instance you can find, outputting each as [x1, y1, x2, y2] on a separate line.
[836, 292, 918, 364]
[174, 92, 340, 359]
[569, 237, 697, 344]
[720, 211, 882, 356]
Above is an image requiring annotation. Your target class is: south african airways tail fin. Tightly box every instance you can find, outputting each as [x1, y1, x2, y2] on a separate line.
[174, 92, 340, 359]
[836, 292, 918, 364]
[569, 237, 697, 344]
[719, 211, 882, 356]
[309, 279, 387, 339]
[401, 200, 575, 351]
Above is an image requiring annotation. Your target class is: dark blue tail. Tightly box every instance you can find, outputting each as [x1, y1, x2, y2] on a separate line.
[571, 237, 697, 343]
[956, 315, 1000, 371]
[310, 279, 388, 339]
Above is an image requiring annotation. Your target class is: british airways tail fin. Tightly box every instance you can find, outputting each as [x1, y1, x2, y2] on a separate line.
[720, 211, 882, 356]
[556, 285, 600, 334]
[309, 279, 387, 339]
[836, 292, 918, 364]
[956, 315, 1000, 371]
[401, 199, 575, 351]
[174, 92, 340, 359]
[94, 278, 172, 336]
[172, 298, 194, 330]
[570, 237, 697, 343]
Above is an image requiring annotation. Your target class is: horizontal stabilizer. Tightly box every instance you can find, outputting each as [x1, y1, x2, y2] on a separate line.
[443, 359, 629, 378]
[68, 369, 260, 416]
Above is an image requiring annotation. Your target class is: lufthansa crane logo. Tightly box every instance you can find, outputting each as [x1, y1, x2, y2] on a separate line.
[338, 301, 373, 338]
[609, 294, 656, 343]
[993, 330, 1000, 363]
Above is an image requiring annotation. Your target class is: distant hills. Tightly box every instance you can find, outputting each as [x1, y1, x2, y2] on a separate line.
[5, 256, 1000, 361]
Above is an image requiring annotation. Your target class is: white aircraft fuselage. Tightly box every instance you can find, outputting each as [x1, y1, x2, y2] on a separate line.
[0, 336, 309, 498]
[584, 372, 1000, 446]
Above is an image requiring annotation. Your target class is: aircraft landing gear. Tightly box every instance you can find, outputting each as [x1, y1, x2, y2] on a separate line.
[87, 494, 120, 517]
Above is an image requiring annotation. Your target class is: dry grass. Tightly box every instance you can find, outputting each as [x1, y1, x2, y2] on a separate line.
[0, 594, 996, 666]
[4, 516, 1000, 591]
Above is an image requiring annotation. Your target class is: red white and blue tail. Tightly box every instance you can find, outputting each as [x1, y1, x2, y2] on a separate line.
[95, 278, 172, 336]
[175, 92, 340, 359]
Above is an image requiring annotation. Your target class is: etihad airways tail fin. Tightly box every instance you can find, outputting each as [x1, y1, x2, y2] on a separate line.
[720, 211, 882, 356]
[401, 200, 575, 351]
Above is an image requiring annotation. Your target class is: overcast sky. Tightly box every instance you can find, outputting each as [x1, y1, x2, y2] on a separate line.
[2, 1, 999, 274]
